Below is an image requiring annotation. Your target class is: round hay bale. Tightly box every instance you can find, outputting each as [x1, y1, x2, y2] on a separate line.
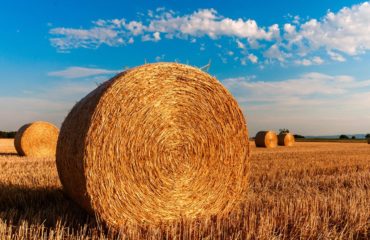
[56, 62, 250, 227]
[254, 131, 278, 148]
[367, 138, 370, 144]
[278, 133, 295, 147]
[14, 121, 59, 157]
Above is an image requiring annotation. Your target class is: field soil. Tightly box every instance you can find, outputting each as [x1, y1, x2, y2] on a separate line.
[0, 139, 369, 239]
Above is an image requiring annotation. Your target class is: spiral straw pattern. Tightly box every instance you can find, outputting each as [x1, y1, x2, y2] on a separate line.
[278, 133, 295, 147]
[56, 63, 250, 227]
[255, 131, 278, 148]
[14, 121, 59, 157]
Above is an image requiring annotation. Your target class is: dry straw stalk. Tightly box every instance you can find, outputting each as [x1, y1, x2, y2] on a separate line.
[56, 62, 250, 228]
[14, 121, 59, 157]
[278, 133, 295, 147]
[255, 131, 278, 148]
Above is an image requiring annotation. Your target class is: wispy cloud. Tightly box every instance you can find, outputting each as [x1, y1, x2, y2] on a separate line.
[0, 96, 68, 131]
[0, 79, 101, 131]
[223, 73, 370, 135]
[327, 50, 346, 62]
[294, 56, 324, 66]
[248, 53, 258, 64]
[48, 66, 120, 79]
[50, 27, 121, 51]
[1, 66, 117, 131]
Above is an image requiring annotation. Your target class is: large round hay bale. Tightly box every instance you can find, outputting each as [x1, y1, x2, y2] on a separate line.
[278, 133, 295, 146]
[367, 138, 370, 144]
[56, 63, 250, 227]
[14, 121, 59, 157]
[255, 131, 278, 148]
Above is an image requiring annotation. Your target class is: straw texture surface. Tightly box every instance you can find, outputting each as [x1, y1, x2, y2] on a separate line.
[14, 121, 59, 157]
[278, 133, 295, 147]
[56, 62, 250, 227]
[255, 131, 278, 148]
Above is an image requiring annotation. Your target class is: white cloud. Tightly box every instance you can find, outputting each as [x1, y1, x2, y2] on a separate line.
[264, 44, 290, 62]
[294, 56, 324, 66]
[48, 67, 120, 79]
[153, 32, 161, 41]
[49, 8, 277, 51]
[141, 32, 162, 42]
[292, 15, 300, 25]
[48, 2, 370, 66]
[327, 50, 346, 62]
[236, 39, 246, 49]
[312, 56, 324, 65]
[146, 9, 277, 40]
[267, 1, 370, 64]
[248, 53, 258, 63]
[227, 51, 234, 56]
[49, 27, 120, 50]
[295, 59, 312, 66]
[125, 21, 144, 35]
[283, 23, 296, 35]
[285, 2, 370, 56]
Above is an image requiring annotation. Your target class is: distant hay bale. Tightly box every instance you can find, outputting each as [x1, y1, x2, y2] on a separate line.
[14, 121, 59, 157]
[368, 138, 370, 144]
[255, 131, 278, 148]
[278, 133, 295, 147]
[56, 62, 250, 227]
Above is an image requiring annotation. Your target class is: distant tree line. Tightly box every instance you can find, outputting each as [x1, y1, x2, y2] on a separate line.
[293, 134, 305, 139]
[0, 131, 17, 138]
[339, 135, 350, 139]
[339, 134, 370, 140]
[279, 128, 305, 139]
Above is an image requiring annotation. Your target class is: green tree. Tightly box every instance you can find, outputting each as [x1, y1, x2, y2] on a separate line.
[339, 135, 349, 139]
[279, 128, 290, 134]
[293, 134, 305, 139]
[0, 131, 16, 138]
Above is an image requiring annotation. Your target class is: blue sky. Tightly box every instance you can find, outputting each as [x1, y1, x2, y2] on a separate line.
[1, 0, 370, 136]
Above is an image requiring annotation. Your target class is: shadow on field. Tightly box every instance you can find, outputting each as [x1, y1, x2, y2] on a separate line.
[0, 183, 97, 230]
[0, 153, 18, 157]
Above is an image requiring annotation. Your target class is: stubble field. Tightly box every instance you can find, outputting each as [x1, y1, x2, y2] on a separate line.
[0, 139, 369, 239]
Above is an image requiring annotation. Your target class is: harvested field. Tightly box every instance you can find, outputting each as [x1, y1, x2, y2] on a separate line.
[0, 139, 16, 154]
[0, 140, 369, 239]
